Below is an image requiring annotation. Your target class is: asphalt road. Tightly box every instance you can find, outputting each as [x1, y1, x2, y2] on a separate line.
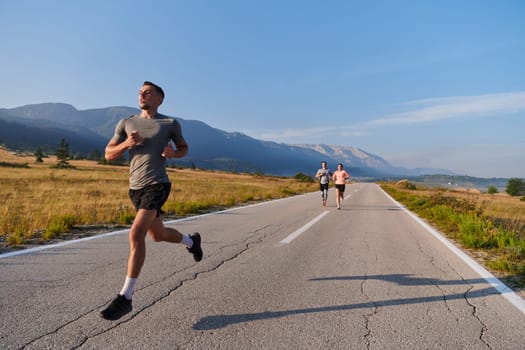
[1, 183, 525, 349]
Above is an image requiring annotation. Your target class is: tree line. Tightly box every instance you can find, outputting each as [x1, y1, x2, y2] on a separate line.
[29, 138, 525, 199]
[33, 138, 126, 167]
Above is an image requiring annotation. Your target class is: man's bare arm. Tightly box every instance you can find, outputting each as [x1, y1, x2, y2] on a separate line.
[105, 130, 144, 161]
[105, 139, 129, 161]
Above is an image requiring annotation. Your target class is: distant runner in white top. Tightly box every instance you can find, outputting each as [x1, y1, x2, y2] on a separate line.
[315, 161, 332, 206]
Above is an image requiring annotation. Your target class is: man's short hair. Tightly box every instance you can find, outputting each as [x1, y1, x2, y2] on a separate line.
[143, 81, 165, 99]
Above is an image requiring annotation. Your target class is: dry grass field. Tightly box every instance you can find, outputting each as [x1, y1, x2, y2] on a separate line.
[394, 180, 525, 235]
[0, 148, 317, 249]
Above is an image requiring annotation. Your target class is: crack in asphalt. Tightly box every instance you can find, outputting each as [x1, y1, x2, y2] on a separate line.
[442, 260, 491, 349]
[464, 286, 491, 349]
[401, 227, 492, 349]
[19, 225, 273, 350]
[360, 238, 379, 350]
[418, 232, 492, 349]
[361, 273, 378, 350]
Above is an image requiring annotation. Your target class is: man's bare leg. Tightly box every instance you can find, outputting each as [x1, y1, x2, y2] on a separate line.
[147, 217, 184, 243]
[100, 209, 156, 320]
[127, 209, 157, 278]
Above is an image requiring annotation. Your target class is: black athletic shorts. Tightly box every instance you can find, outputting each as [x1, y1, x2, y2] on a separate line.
[129, 183, 171, 217]
[335, 184, 346, 193]
[319, 183, 329, 191]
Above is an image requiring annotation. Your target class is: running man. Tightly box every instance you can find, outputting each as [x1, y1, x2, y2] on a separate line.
[332, 163, 351, 209]
[315, 161, 332, 206]
[100, 81, 203, 321]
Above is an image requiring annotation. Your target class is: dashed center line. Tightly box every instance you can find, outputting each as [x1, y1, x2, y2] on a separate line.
[279, 211, 330, 245]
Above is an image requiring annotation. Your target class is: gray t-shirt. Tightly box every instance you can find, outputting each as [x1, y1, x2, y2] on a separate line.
[112, 114, 185, 190]
[316, 168, 332, 184]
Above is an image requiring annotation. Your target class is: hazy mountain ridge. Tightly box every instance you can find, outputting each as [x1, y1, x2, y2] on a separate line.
[0, 109, 108, 154]
[0, 103, 454, 177]
[294, 144, 392, 170]
[408, 174, 510, 192]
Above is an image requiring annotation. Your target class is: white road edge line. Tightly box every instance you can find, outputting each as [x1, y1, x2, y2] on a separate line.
[0, 194, 304, 259]
[279, 211, 330, 245]
[378, 185, 525, 315]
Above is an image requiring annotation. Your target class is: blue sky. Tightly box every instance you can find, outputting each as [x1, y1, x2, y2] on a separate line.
[1, 0, 524, 178]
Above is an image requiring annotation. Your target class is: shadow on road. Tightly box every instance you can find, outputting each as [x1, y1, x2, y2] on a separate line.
[310, 274, 492, 286]
[193, 274, 500, 330]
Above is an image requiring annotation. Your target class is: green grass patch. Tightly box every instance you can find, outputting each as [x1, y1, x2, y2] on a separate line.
[118, 209, 135, 225]
[44, 215, 78, 239]
[382, 184, 525, 276]
[7, 229, 26, 245]
[166, 201, 212, 216]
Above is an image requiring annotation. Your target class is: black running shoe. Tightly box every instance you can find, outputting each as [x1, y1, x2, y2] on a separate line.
[100, 294, 132, 320]
[187, 232, 203, 262]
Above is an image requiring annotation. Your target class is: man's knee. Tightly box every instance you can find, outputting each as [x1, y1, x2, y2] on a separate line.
[129, 227, 147, 245]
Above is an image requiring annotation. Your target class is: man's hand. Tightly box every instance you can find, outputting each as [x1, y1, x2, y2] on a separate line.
[162, 143, 175, 158]
[128, 130, 143, 148]
[163, 139, 188, 159]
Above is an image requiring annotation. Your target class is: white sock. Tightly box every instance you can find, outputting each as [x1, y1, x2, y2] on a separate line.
[119, 277, 137, 300]
[181, 234, 193, 248]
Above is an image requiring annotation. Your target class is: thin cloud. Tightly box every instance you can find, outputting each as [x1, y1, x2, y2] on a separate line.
[366, 92, 525, 127]
[244, 91, 525, 143]
[245, 125, 368, 142]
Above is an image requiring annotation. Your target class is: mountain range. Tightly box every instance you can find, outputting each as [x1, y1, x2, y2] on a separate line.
[0, 103, 454, 178]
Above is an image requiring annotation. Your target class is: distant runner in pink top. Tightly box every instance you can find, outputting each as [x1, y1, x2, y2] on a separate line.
[332, 163, 351, 209]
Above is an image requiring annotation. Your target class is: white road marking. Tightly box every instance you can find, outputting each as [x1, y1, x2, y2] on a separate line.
[379, 185, 525, 316]
[0, 228, 130, 259]
[279, 211, 330, 245]
[0, 194, 304, 259]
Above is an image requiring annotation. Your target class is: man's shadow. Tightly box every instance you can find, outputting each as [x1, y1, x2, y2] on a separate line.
[193, 274, 500, 330]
